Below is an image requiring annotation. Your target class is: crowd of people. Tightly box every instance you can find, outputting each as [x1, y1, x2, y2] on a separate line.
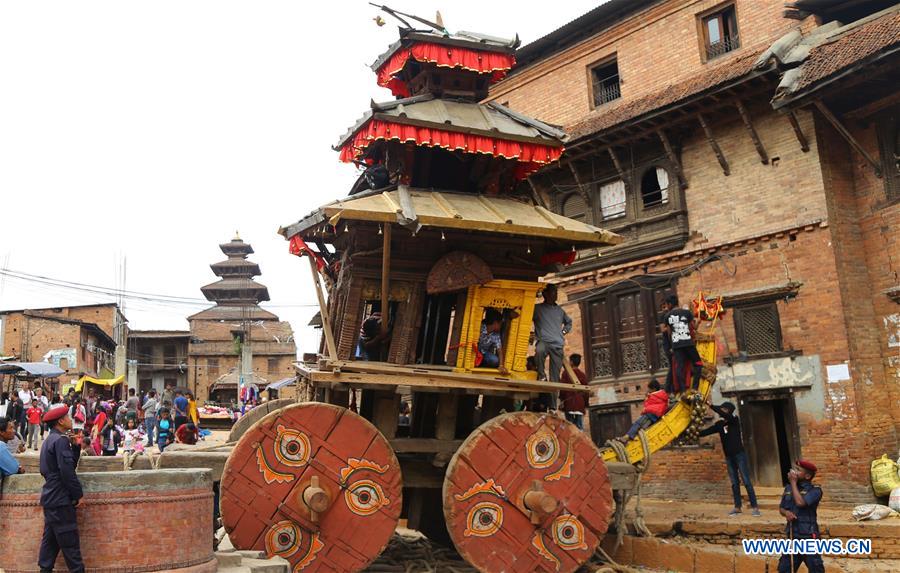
[0, 383, 204, 460]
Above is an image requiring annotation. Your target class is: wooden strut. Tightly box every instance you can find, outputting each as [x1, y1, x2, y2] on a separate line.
[813, 100, 883, 177]
[656, 129, 688, 188]
[527, 177, 548, 208]
[786, 110, 810, 152]
[735, 100, 769, 164]
[697, 113, 730, 175]
[568, 162, 591, 202]
[308, 255, 338, 360]
[606, 147, 629, 188]
[381, 223, 391, 335]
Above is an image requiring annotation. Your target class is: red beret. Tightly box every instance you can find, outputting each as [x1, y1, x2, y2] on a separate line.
[43, 405, 69, 423]
[797, 459, 818, 474]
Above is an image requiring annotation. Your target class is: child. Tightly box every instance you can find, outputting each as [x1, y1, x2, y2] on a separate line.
[122, 418, 144, 454]
[478, 309, 516, 375]
[100, 417, 120, 456]
[618, 379, 669, 443]
[26, 401, 43, 450]
[156, 407, 174, 452]
[81, 437, 96, 456]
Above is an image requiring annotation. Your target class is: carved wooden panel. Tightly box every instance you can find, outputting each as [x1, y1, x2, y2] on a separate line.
[426, 251, 493, 295]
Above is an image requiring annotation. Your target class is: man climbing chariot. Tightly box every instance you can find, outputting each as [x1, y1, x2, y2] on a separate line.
[660, 294, 704, 402]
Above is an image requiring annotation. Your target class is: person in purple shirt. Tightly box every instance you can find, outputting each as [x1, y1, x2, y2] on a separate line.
[0, 416, 23, 477]
[172, 391, 189, 431]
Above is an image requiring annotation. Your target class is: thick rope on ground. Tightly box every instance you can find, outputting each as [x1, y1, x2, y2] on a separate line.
[603, 429, 654, 556]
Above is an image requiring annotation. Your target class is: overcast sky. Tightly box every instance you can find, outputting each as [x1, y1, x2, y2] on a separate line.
[0, 1, 599, 355]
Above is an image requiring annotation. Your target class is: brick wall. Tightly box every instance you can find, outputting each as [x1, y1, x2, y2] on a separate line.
[489, 0, 801, 128]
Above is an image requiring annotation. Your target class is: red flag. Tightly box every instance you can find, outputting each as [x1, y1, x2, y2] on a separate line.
[289, 235, 325, 272]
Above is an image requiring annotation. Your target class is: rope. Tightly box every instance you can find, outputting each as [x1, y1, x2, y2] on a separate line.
[603, 429, 654, 555]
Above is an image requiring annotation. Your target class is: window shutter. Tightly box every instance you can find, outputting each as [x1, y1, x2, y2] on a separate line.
[589, 299, 613, 378]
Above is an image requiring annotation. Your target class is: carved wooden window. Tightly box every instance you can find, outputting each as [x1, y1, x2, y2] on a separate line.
[599, 179, 626, 220]
[267, 357, 279, 374]
[876, 106, 900, 201]
[590, 58, 621, 108]
[640, 166, 670, 208]
[733, 303, 783, 356]
[561, 192, 592, 224]
[701, 4, 740, 61]
[585, 284, 674, 379]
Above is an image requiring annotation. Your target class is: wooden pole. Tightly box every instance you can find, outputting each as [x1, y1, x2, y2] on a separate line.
[308, 255, 338, 360]
[380, 223, 392, 335]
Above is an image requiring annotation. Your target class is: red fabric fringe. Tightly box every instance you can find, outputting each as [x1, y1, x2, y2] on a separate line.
[339, 119, 562, 180]
[376, 42, 515, 97]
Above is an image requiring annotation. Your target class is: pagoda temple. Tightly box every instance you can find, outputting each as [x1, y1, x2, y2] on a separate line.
[187, 235, 297, 403]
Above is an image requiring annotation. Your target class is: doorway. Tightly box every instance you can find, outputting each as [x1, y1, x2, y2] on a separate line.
[738, 393, 800, 487]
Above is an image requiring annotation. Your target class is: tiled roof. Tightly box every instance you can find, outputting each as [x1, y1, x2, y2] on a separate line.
[792, 9, 900, 95]
[567, 48, 765, 142]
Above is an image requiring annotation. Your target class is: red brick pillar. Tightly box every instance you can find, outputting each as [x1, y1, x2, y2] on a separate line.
[0, 469, 217, 573]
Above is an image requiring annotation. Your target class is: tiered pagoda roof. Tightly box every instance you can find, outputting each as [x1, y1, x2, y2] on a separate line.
[192, 235, 271, 320]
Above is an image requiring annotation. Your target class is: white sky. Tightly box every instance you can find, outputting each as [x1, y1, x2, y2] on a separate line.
[0, 1, 598, 355]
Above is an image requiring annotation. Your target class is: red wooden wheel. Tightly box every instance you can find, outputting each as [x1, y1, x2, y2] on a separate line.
[221, 402, 402, 572]
[443, 412, 613, 573]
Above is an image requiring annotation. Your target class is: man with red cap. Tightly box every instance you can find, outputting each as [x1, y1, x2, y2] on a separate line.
[778, 459, 823, 573]
[38, 404, 84, 573]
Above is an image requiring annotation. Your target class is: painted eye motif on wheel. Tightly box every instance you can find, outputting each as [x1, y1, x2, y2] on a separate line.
[264, 520, 301, 558]
[552, 514, 588, 551]
[273, 425, 311, 467]
[344, 479, 390, 516]
[526, 428, 560, 469]
[464, 501, 503, 537]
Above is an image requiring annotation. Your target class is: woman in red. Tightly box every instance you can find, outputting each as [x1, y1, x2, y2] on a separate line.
[618, 379, 668, 442]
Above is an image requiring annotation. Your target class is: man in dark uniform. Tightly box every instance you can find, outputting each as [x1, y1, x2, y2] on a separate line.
[778, 459, 824, 573]
[38, 404, 85, 573]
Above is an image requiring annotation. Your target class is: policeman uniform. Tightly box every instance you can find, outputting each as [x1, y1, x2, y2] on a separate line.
[38, 405, 85, 573]
[778, 459, 824, 573]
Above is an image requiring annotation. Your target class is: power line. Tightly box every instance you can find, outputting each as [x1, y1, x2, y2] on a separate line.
[0, 268, 318, 309]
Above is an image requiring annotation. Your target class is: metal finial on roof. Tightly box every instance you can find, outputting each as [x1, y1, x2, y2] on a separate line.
[233, 231, 241, 241]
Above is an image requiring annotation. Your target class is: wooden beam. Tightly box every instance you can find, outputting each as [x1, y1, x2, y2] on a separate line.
[309, 256, 338, 359]
[568, 162, 591, 202]
[786, 110, 810, 152]
[656, 129, 688, 188]
[380, 223, 392, 335]
[697, 113, 730, 175]
[527, 178, 547, 208]
[735, 100, 769, 164]
[814, 100, 883, 177]
[321, 360, 593, 394]
[606, 147, 627, 183]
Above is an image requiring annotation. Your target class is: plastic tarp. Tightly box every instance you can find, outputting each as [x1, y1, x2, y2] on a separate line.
[75, 375, 125, 392]
[0, 361, 65, 377]
[267, 377, 296, 390]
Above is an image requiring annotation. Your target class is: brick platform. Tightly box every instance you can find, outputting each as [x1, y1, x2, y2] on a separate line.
[0, 469, 216, 573]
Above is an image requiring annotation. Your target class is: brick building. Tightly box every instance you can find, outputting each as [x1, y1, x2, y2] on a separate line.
[186, 235, 297, 403]
[0, 303, 128, 392]
[127, 330, 191, 393]
[487, 0, 899, 501]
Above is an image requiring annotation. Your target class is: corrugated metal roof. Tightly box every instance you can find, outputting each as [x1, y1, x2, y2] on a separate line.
[336, 96, 565, 149]
[306, 187, 620, 246]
